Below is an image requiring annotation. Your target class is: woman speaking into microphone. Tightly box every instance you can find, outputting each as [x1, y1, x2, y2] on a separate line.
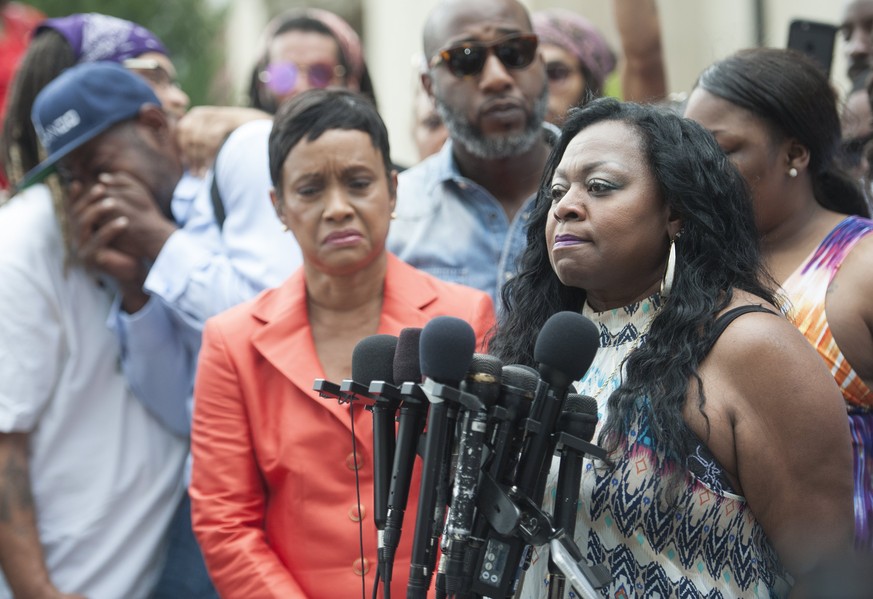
[189, 89, 494, 598]
[491, 98, 853, 598]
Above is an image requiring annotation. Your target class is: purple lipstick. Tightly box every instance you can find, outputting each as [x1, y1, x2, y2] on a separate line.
[553, 234, 586, 249]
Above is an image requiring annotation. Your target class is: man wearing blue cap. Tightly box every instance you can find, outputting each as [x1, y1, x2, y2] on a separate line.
[0, 62, 188, 598]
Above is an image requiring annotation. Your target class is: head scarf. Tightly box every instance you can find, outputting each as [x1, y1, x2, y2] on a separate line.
[262, 8, 364, 90]
[36, 13, 168, 64]
[532, 9, 616, 94]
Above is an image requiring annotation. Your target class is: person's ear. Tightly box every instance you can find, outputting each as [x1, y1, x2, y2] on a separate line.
[421, 71, 434, 101]
[270, 188, 286, 226]
[785, 138, 811, 175]
[137, 104, 171, 142]
[666, 211, 683, 240]
[388, 169, 398, 214]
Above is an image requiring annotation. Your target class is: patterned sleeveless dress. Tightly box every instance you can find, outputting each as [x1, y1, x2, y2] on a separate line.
[781, 215, 873, 548]
[517, 295, 791, 599]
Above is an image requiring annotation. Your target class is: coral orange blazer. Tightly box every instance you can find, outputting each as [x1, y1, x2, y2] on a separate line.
[191, 254, 495, 598]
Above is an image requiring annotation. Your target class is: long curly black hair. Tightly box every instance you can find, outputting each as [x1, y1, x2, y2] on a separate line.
[490, 98, 781, 468]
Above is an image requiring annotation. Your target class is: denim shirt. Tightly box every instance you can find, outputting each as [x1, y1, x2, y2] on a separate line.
[387, 125, 557, 306]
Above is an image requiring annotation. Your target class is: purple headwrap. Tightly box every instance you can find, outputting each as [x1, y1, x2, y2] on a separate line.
[532, 9, 617, 94]
[36, 13, 169, 64]
[261, 8, 364, 90]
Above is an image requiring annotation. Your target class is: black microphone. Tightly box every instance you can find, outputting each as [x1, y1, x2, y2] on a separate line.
[321, 335, 400, 599]
[442, 354, 503, 596]
[459, 364, 538, 597]
[516, 312, 599, 501]
[349, 335, 401, 540]
[490, 365, 538, 488]
[472, 312, 599, 598]
[548, 394, 598, 599]
[380, 328, 425, 587]
[313, 334, 397, 409]
[407, 317, 476, 599]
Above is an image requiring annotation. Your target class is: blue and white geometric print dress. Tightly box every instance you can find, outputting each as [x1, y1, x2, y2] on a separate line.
[518, 295, 791, 598]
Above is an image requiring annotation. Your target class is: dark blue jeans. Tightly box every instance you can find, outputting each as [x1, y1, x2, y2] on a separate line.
[151, 493, 219, 599]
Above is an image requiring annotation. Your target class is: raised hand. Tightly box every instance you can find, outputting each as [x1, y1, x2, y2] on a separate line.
[176, 106, 270, 176]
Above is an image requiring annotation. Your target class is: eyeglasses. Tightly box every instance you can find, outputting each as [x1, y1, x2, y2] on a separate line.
[545, 61, 578, 83]
[429, 33, 538, 78]
[259, 62, 346, 95]
[122, 58, 181, 89]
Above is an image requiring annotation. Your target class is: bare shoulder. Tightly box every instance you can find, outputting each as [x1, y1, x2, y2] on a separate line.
[709, 296, 803, 366]
[706, 293, 841, 415]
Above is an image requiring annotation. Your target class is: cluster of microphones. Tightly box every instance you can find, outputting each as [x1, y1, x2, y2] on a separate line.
[314, 311, 613, 599]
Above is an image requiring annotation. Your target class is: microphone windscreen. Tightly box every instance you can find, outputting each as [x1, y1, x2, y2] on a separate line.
[467, 353, 503, 382]
[466, 353, 503, 407]
[351, 334, 398, 385]
[560, 394, 599, 442]
[534, 312, 599, 383]
[420, 316, 476, 385]
[565, 394, 597, 415]
[393, 328, 422, 384]
[501, 364, 538, 392]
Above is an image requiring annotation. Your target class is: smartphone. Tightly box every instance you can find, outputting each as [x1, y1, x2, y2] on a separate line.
[787, 19, 837, 78]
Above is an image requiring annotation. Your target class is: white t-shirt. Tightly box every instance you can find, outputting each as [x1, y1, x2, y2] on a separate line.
[0, 186, 187, 599]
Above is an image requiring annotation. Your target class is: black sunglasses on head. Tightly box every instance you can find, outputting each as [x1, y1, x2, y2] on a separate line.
[429, 33, 539, 78]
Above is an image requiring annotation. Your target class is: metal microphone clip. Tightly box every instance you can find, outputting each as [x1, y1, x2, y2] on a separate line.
[312, 378, 358, 405]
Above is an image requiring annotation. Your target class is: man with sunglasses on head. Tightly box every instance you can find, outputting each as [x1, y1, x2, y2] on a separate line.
[388, 0, 555, 305]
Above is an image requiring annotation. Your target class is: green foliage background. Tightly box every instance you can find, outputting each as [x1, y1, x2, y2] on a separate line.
[26, 0, 226, 106]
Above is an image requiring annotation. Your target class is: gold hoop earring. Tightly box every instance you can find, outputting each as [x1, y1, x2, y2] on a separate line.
[660, 235, 677, 299]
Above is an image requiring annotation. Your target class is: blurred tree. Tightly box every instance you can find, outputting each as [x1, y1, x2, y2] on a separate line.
[27, 0, 226, 106]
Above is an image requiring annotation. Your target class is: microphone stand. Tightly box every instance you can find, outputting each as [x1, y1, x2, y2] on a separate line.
[471, 432, 612, 598]
[548, 399, 597, 598]
[548, 534, 602, 599]
[370, 380, 428, 592]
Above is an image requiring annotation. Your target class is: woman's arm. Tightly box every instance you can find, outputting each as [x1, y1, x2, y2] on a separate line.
[111, 298, 198, 436]
[175, 106, 271, 176]
[144, 121, 300, 325]
[824, 233, 873, 391]
[612, 0, 667, 103]
[713, 313, 854, 587]
[190, 319, 306, 598]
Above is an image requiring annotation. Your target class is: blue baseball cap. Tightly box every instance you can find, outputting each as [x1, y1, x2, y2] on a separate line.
[19, 61, 161, 190]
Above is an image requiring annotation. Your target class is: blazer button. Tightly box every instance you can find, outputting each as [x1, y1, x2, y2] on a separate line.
[348, 504, 367, 522]
[353, 557, 371, 576]
[346, 453, 364, 471]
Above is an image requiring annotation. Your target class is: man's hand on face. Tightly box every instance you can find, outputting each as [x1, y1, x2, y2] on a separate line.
[70, 172, 177, 263]
[68, 174, 176, 314]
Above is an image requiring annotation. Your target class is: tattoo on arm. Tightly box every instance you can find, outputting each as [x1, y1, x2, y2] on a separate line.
[0, 441, 35, 525]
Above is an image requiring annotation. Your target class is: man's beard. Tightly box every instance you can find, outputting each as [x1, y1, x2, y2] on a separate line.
[433, 83, 548, 160]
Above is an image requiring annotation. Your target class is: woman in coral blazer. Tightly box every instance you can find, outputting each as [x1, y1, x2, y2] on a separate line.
[190, 89, 494, 598]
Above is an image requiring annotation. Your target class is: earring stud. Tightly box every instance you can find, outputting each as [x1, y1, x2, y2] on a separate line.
[788, 167, 798, 178]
